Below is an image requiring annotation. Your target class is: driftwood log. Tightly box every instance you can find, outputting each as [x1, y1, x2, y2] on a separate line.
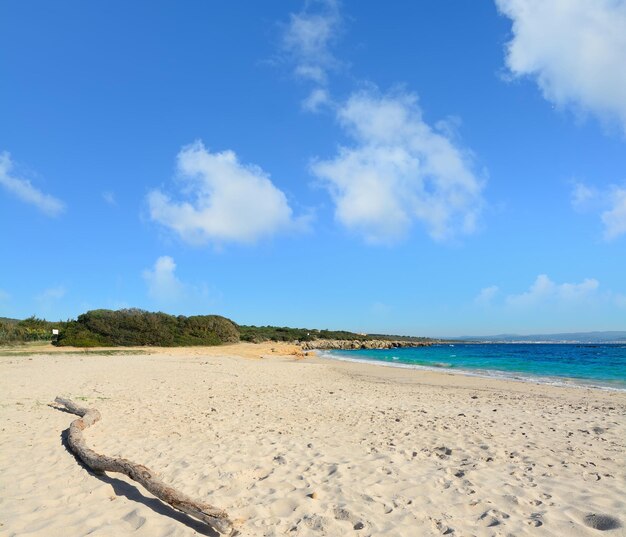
[54, 396, 235, 535]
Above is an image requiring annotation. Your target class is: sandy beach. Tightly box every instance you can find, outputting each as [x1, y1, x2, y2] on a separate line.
[1, 343, 625, 536]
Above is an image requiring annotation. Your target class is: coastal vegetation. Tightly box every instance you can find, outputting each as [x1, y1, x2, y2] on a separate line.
[239, 325, 374, 343]
[56, 309, 240, 347]
[0, 316, 66, 345]
[367, 333, 435, 343]
[1, 309, 435, 348]
[239, 325, 437, 345]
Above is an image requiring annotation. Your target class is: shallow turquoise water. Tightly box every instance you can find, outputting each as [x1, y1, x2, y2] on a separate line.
[324, 344, 626, 390]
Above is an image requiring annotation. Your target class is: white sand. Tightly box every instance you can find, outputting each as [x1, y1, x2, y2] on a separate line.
[1, 344, 625, 536]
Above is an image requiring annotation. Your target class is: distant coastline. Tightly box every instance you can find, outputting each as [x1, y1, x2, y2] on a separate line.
[453, 331, 626, 344]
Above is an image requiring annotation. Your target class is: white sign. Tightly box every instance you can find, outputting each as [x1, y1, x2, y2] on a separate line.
[52, 329, 59, 335]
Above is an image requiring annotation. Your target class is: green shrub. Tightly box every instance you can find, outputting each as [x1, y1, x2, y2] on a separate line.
[0, 316, 66, 345]
[240, 325, 369, 343]
[56, 309, 239, 347]
[238, 325, 434, 344]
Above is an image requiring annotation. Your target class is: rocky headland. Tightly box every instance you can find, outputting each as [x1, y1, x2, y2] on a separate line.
[300, 339, 432, 351]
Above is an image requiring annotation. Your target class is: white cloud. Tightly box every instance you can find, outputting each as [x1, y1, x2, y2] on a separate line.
[496, 0, 626, 131]
[570, 181, 597, 210]
[148, 141, 301, 245]
[142, 256, 185, 303]
[506, 274, 599, 307]
[475, 285, 499, 305]
[302, 88, 331, 112]
[570, 182, 626, 240]
[602, 186, 626, 240]
[283, 0, 341, 85]
[311, 90, 485, 243]
[142, 256, 215, 310]
[0, 151, 65, 216]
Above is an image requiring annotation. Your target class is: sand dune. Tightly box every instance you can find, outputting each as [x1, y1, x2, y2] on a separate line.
[1, 344, 624, 536]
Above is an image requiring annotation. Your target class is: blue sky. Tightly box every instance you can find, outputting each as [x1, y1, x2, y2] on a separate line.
[1, 0, 625, 336]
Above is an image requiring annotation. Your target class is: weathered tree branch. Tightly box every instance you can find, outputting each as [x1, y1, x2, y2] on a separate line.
[54, 396, 236, 536]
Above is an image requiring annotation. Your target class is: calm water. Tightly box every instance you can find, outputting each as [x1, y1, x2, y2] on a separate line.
[323, 344, 626, 390]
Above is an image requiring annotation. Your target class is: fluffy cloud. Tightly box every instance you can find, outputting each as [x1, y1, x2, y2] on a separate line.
[475, 285, 499, 305]
[311, 90, 485, 243]
[142, 256, 216, 309]
[142, 256, 185, 303]
[478, 275, 626, 313]
[570, 182, 626, 240]
[282, 0, 340, 85]
[282, 0, 340, 112]
[0, 151, 65, 216]
[506, 274, 599, 307]
[496, 0, 626, 130]
[570, 181, 596, 210]
[302, 88, 331, 112]
[602, 186, 626, 240]
[148, 141, 300, 245]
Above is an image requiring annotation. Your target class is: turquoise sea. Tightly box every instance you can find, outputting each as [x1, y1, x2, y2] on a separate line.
[322, 343, 626, 391]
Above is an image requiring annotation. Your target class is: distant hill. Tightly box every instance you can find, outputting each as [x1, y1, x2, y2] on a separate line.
[455, 331, 626, 343]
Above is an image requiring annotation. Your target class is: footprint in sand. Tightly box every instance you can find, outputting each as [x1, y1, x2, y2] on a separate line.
[430, 517, 454, 535]
[434, 446, 452, 459]
[299, 514, 328, 531]
[333, 507, 367, 531]
[333, 507, 352, 521]
[477, 509, 509, 527]
[583, 513, 621, 531]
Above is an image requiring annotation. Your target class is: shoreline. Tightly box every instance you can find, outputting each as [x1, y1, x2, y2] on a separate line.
[1, 344, 625, 536]
[315, 349, 626, 393]
[3, 339, 624, 392]
[310, 349, 626, 401]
